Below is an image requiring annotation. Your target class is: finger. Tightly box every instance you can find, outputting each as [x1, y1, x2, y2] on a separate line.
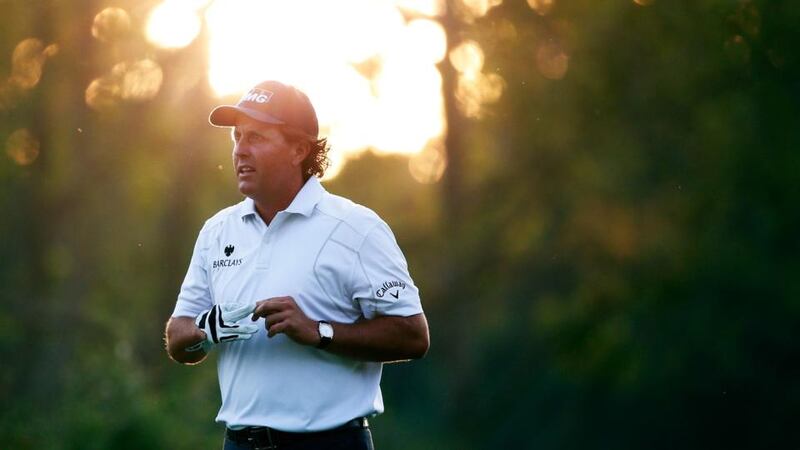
[234, 323, 259, 334]
[271, 296, 296, 309]
[252, 299, 289, 320]
[218, 321, 238, 330]
[226, 302, 257, 322]
[265, 311, 292, 328]
[221, 331, 255, 341]
[251, 301, 274, 319]
[218, 322, 259, 339]
[250, 299, 268, 320]
[267, 320, 289, 338]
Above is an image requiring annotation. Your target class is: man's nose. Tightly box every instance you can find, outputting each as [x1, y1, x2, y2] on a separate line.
[233, 141, 250, 158]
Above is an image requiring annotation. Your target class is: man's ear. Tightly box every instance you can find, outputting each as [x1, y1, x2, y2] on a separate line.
[292, 140, 311, 167]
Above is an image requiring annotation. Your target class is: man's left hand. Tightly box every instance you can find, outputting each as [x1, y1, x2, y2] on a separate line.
[251, 296, 319, 346]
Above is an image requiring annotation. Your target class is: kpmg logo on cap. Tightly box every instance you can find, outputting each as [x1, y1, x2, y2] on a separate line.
[240, 88, 274, 104]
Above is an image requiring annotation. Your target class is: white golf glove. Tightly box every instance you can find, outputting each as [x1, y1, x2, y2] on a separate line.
[185, 302, 258, 352]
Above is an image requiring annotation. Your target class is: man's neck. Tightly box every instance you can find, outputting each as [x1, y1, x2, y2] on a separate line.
[252, 177, 305, 226]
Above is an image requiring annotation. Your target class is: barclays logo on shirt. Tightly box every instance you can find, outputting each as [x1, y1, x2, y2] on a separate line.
[213, 244, 242, 269]
[212, 258, 243, 269]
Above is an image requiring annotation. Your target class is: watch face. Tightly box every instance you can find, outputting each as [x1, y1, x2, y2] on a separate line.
[319, 322, 334, 339]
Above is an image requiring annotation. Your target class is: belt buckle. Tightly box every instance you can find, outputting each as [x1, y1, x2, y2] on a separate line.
[249, 438, 276, 450]
[248, 428, 277, 450]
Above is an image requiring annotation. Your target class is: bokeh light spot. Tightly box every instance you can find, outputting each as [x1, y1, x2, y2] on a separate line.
[92, 7, 132, 42]
[480, 72, 504, 102]
[450, 40, 504, 117]
[1, 39, 57, 110]
[456, 72, 505, 118]
[10, 38, 58, 89]
[117, 59, 164, 101]
[85, 77, 120, 111]
[449, 40, 485, 77]
[633, 0, 654, 5]
[395, 0, 444, 17]
[6, 129, 40, 166]
[536, 41, 569, 80]
[409, 139, 447, 184]
[85, 59, 163, 111]
[527, 0, 554, 15]
[494, 19, 518, 42]
[146, 1, 202, 49]
[459, 0, 503, 21]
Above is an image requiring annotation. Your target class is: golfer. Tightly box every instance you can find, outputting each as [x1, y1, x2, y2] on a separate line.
[164, 80, 429, 450]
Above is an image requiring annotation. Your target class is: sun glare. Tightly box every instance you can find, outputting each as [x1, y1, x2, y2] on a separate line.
[146, 1, 201, 49]
[145, 0, 457, 180]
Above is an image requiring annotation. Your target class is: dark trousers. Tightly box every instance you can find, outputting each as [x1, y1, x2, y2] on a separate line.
[223, 426, 375, 450]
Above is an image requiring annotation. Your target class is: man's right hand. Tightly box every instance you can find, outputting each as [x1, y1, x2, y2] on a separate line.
[186, 302, 258, 352]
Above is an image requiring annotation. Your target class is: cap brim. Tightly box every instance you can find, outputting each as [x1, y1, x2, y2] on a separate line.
[208, 105, 286, 127]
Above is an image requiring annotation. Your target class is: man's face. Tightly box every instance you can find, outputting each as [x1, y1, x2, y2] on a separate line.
[231, 115, 300, 200]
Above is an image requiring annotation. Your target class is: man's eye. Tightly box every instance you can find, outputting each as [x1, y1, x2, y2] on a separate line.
[248, 134, 263, 144]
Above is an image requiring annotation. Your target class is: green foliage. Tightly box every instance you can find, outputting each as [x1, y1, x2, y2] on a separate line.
[1, 0, 798, 449]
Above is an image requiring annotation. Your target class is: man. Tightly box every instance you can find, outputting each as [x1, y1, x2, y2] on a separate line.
[164, 80, 429, 450]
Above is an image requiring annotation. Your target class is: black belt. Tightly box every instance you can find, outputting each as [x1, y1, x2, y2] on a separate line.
[225, 417, 369, 449]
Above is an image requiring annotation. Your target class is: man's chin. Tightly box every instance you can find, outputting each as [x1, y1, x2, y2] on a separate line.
[237, 182, 255, 197]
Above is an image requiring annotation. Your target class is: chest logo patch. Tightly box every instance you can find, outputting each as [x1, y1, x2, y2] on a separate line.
[376, 280, 407, 299]
[213, 244, 242, 269]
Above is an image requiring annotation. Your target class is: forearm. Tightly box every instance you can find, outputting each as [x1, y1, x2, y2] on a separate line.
[165, 316, 208, 364]
[252, 297, 430, 362]
[326, 313, 430, 363]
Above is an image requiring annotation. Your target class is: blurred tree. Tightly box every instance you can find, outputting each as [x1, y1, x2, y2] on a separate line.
[1, 0, 799, 449]
[423, 0, 800, 448]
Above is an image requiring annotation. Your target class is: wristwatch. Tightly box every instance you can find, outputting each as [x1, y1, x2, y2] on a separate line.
[317, 321, 333, 349]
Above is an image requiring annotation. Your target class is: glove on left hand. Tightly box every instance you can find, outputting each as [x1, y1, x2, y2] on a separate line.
[185, 302, 258, 352]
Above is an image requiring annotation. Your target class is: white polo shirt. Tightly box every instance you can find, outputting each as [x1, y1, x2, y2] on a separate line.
[172, 176, 423, 432]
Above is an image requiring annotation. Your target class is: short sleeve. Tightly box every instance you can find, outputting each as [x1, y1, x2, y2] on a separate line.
[172, 224, 214, 318]
[351, 222, 423, 319]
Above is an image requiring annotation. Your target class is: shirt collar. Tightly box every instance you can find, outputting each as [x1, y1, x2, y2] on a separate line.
[238, 197, 258, 220]
[285, 176, 325, 216]
[237, 177, 325, 221]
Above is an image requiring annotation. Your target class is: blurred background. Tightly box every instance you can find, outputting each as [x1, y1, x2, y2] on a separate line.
[1, 0, 799, 448]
